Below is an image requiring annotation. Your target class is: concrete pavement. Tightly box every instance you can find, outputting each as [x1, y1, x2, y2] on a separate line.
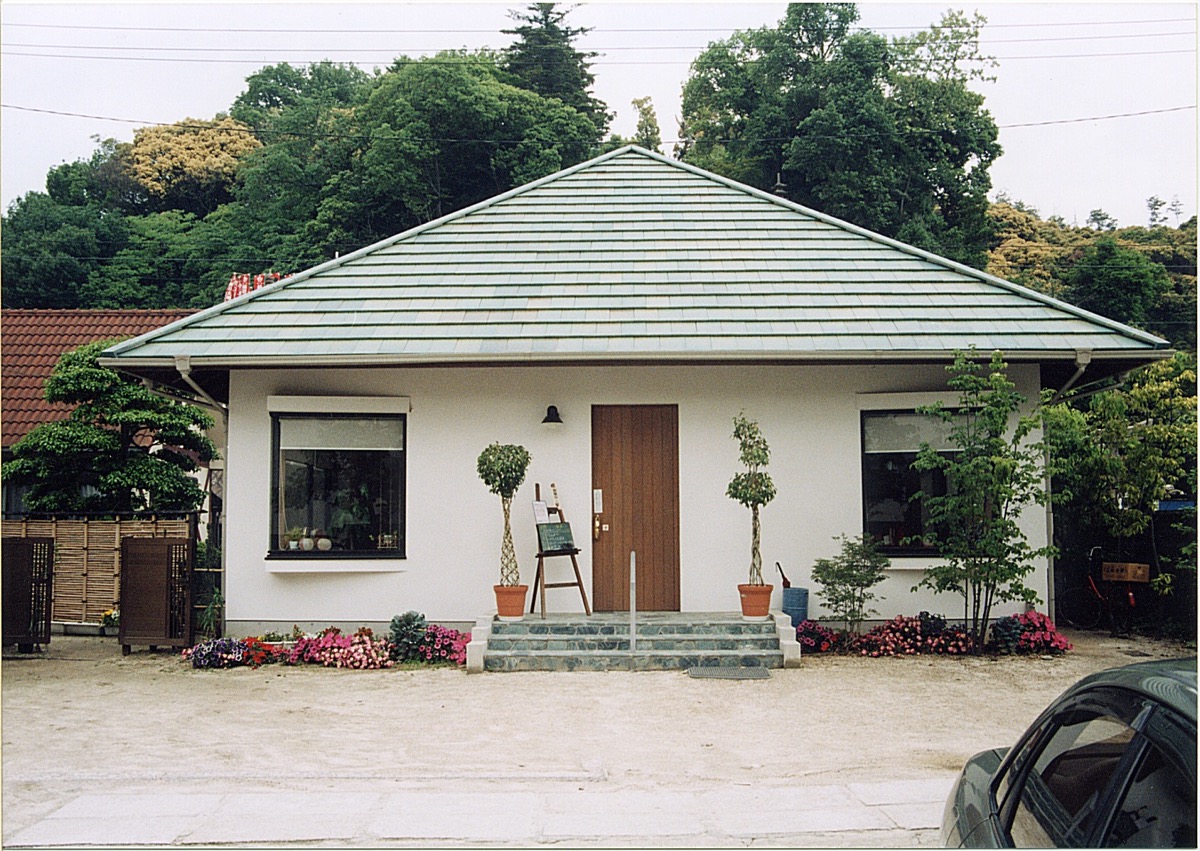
[4, 776, 952, 847]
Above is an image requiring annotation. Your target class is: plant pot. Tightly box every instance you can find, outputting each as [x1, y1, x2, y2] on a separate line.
[738, 583, 774, 620]
[494, 584, 529, 621]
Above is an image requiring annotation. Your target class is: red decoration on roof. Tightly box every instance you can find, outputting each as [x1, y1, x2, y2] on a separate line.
[0, 309, 195, 449]
[224, 272, 289, 301]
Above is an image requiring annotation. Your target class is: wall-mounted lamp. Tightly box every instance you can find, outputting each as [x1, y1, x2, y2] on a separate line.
[542, 405, 564, 426]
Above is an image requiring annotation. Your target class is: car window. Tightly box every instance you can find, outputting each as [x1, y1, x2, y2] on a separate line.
[1103, 708, 1197, 849]
[1103, 739, 1195, 847]
[1009, 710, 1136, 846]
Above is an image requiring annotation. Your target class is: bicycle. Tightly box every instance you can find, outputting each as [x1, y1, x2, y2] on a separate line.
[1056, 547, 1139, 633]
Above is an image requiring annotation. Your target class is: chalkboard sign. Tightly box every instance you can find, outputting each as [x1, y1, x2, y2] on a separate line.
[537, 522, 577, 554]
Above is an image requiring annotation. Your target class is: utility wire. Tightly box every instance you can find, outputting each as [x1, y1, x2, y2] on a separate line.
[4, 47, 1194, 65]
[4, 30, 1194, 52]
[4, 103, 1194, 135]
[3, 17, 1195, 33]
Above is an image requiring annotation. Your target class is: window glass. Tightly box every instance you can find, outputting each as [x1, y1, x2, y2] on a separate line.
[1104, 740, 1196, 847]
[862, 411, 951, 551]
[1010, 711, 1135, 846]
[272, 414, 405, 556]
[1105, 708, 1197, 848]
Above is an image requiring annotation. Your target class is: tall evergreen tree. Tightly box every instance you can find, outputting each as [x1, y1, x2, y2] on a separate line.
[502, 3, 611, 142]
[631, 96, 663, 152]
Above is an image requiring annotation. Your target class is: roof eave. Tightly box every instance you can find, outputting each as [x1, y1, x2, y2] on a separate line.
[99, 347, 1174, 371]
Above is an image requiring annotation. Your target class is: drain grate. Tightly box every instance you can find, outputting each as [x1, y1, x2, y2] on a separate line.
[687, 666, 770, 680]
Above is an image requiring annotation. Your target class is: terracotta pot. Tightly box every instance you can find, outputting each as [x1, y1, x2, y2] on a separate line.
[494, 584, 529, 621]
[738, 583, 774, 620]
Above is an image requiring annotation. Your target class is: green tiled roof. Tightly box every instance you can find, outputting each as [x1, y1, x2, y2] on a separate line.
[104, 146, 1167, 367]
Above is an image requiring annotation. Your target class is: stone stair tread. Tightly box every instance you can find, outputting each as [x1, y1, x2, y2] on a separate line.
[476, 612, 796, 673]
[487, 652, 787, 657]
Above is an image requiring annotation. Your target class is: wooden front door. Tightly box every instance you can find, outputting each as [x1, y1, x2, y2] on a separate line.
[591, 405, 680, 611]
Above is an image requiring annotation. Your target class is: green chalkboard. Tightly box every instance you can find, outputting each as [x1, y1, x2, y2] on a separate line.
[537, 522, 577, 554]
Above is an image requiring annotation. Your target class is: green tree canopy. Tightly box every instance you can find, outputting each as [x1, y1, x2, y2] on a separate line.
[0, 191, 130, 308]
[1064, 237, 1170, 329]
[3, 340, 218, 513]
[230, 60, 374, 132]
[987, 203, 1195, 350]
[1046, 354, 1197, 542]
[303, 52, 599, 254]
[678, 3, 1001, 267]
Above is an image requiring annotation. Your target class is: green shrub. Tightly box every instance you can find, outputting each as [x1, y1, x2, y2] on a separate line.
[811, 534, 890, 637]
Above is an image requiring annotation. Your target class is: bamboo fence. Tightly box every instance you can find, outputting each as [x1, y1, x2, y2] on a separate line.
[1, 516, 192, 623]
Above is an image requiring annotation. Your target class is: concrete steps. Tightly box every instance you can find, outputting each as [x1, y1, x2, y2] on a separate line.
[468, 612, 801, 672]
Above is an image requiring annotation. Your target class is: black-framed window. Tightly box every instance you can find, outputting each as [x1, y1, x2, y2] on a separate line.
[861, 410, 952, 555]
[269, 413, 406, 558]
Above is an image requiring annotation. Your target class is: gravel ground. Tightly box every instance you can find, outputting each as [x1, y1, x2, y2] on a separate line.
[2, 628, 1194, 847]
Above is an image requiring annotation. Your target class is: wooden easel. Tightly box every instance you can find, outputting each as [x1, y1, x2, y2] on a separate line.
[530, 483, 591, 618]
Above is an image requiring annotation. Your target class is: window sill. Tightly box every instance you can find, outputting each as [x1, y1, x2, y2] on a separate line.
[265, 550, 407, 573]
[880, 548, 944, 564]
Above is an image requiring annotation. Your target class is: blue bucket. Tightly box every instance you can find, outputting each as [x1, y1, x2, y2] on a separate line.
[781, 587, 809, 628]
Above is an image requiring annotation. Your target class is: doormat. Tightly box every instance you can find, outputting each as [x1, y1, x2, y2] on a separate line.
[687, 667, 770, 680]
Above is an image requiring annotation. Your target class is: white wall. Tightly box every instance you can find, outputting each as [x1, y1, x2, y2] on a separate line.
[222, 363, 1049, 631]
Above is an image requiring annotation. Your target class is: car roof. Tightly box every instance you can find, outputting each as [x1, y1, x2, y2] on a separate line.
[1067, 657, 1197, 724]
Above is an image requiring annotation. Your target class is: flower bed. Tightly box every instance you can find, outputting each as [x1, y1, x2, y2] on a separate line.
[853, 613, 973, 657]
[798, 610, 1072, 658]
[183, 621, 471, 671]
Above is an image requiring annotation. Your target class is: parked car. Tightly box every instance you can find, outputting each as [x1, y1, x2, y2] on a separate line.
[943, 657, 1197, 847]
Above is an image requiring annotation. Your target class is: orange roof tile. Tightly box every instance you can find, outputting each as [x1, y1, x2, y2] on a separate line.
[1, 309, 195, 448]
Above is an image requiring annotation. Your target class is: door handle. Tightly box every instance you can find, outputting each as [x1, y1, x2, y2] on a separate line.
[594, 514, 601, 540]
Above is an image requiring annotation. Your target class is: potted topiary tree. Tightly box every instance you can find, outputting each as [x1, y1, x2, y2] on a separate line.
[727, 413, 777, 619]
[477, 442, 533, 620]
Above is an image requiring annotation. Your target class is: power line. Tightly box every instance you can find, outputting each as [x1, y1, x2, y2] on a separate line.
[4, 47, 1194, 66]
[5, 102, 1194, 135]
[5, 30, 1194, 53]
[4, 17, 1195, 34]
[1000, 105, 1197, 129]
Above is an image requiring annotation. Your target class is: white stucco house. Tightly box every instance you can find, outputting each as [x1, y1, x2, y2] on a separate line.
[100, 146, 1169, 636]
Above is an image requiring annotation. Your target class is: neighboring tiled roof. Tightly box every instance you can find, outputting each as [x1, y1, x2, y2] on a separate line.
[2, 309, 195, 448]
[104, 146, 1167, 368]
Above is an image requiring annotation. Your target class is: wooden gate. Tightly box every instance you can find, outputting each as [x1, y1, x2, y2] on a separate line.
[2, 537, 54, 651]
[119, 537, 193, 655]
[591, 404, 681, 611]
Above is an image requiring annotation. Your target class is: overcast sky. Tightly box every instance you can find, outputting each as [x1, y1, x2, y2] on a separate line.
[1, 1, 1195, 230]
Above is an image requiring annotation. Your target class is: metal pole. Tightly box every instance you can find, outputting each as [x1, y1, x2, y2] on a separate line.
[629, 551, 637, 653]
